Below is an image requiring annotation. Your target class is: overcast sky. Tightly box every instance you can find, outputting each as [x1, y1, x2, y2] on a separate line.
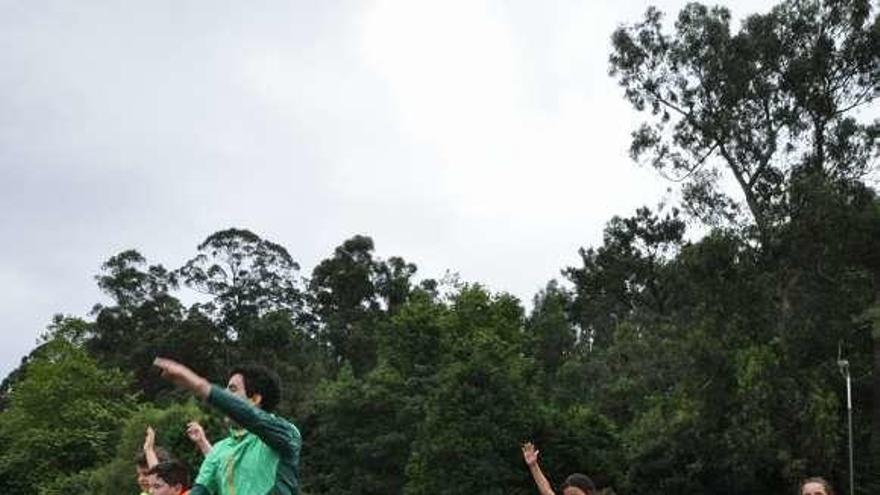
[0, 0, 774, 379]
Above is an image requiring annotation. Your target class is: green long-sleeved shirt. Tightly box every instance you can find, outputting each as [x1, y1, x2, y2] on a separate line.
[190, 385, 301, 495]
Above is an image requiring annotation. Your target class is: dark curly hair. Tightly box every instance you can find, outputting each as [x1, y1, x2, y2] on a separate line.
[148, 460, 191, 489]
[229, 364, 282, 412]
[561, 473, 596, 494]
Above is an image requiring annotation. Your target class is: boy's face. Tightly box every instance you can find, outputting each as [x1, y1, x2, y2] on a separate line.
[227, 372, 261, 408]
[136, 466, 150, 492]
[147, 473, 181, 495]
[227, 373, 248, 400]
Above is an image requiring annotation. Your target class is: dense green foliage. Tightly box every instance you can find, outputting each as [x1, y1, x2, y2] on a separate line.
[1, 1, 878, 494]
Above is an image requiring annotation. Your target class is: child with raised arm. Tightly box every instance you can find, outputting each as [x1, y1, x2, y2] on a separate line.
[137, 427, 171, 495]
[521, 442, 596, 495]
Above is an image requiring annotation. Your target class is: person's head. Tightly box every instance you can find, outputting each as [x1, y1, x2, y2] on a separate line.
[227, 364, 281, 412]
[800, 477, 834, 495]
[561, 473, 596, 495]
[135, 448, 171, 492]
[147, 460, 190, 495]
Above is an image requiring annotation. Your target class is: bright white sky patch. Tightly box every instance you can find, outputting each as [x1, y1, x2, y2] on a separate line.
[0, 0, 777, 378]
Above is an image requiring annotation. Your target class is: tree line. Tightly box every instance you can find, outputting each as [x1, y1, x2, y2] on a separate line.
[1, 0, 878, 493]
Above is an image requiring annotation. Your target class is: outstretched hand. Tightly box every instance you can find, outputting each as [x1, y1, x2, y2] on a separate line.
[186, 421, 213, 455]
[153, 357, 192, 384]
[153, 357, 211, 399]
[522, 441, 555, 495]
[521, 441, 540, 466]
[186, 421, 207, 443]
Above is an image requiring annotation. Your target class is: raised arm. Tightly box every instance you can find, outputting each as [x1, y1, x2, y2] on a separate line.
[186, 421, 213, 455]
[522, 442, 556, 495]
[143, 426, 159, 468]
[153, 357, 299, 456]
[153, 357, 211, 399]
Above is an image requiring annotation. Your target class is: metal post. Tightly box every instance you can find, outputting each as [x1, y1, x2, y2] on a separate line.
[839, 359, 854, 495]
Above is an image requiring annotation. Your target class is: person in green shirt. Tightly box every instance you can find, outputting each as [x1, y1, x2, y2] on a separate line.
[153, 357, 302, 495]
